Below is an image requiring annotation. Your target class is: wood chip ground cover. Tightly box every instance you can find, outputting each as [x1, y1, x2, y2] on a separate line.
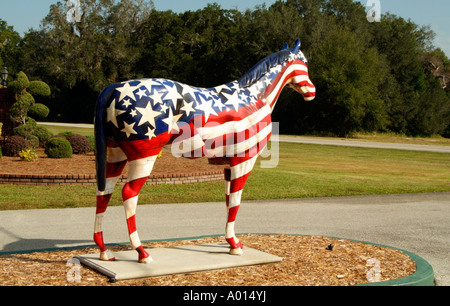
[0, 234, 416, 286]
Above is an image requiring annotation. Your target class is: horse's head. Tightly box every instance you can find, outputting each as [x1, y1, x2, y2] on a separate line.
[284, 39, 316, 102]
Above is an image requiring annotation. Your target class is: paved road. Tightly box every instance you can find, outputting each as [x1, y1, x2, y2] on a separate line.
[37, 122, 95, 129]
[1, 193, 449, 285]
[279, 136, 450, 153]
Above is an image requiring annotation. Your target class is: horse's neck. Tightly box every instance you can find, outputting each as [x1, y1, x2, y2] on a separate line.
[206, 62, 289, 113]
[244, 64, 287, 111]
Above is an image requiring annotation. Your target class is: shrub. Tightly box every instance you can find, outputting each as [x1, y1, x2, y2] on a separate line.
[26, 135, 40, 148]
[19, 149, 39, 162]
[27, 81, 51, 97]
[2, 135, 31, 157]
[50, 134, 67, 140]
[7, 71, 30, 94]
[33, 126, 53, 146]
[9, 92, 35, 125]
[7, 72, 52, 146]
[45, 138, 72, 158]
[28, 103, 50, 119]
[85, 135, 95, 152]
[58, 131, 74, 138]
[66, 134, 91, 154]
[13, 121, 35, 138]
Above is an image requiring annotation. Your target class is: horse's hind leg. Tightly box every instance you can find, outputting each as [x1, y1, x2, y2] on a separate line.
[94, 142, 127, 261]
[122, 154, 158, 263]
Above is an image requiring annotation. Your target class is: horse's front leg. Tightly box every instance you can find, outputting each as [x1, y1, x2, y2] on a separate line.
[224, 168, 241, 255]
[224, 167, 243, 255]
[122, 155, 158, 263]
[224, 156, 258, 255]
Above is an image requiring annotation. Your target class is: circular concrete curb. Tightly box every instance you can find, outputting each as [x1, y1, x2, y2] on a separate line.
[1, 233, 434, 286]
[300, 234, 434, 286]
[353, 244, 434, 286]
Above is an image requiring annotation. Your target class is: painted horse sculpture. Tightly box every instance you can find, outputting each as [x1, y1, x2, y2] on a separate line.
[94, 39, 316, 263]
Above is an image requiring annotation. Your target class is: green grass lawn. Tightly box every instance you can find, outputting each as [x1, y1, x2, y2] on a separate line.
[1, 142, 449, 210]
[39, 123, 450, 146]
[38, 124, 94, 137]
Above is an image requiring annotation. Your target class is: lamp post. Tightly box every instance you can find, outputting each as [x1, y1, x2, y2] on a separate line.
[1, 67, 8, 87]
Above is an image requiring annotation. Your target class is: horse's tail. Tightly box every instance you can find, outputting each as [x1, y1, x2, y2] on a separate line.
[94, 85, 116, 192]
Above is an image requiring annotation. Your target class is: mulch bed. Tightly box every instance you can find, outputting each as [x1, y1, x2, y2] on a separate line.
[0, 148, 226, 177]
[0, 234, 416, 286]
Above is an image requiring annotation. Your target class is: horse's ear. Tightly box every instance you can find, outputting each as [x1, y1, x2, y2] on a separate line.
[282, 42, 289, 50]
[293, 39, 301, 53]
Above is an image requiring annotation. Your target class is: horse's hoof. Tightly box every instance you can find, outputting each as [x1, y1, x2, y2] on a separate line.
[139, 256, 153, 264]
[229, 247, 243, 256]
[100, 249, 116, 261]
[137, 246, 152, 263]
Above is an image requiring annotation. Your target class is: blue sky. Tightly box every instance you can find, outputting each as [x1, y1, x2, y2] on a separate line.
[0, 0, 449, 55]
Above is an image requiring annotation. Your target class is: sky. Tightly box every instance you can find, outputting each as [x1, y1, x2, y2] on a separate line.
[0, 0, 449, 56]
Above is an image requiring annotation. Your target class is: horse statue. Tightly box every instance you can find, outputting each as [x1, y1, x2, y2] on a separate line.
[94, 39, 316, 263]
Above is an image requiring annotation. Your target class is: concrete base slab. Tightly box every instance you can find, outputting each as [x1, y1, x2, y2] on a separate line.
[76, 242, 282, 281]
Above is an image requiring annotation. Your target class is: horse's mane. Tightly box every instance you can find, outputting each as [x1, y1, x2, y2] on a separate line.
[237, 50, 292, 88]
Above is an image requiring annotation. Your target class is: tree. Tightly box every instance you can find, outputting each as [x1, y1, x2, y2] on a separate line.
[8, 71, 51, 144]
[0, 19, 21, 75]
[132, 4, 245, 87]
[422, 48, 450, 90]
[18, 0, 153, 122]
[370, 13, 450, 135]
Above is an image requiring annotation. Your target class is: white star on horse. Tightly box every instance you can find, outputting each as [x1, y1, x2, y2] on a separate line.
[106, 101, 125, 128]
[181, 100, 195, 117]
[222, 90, 242, 111]
[162, 107, 183, 133]
[136, 101, 161, 128]
[121, 121, 138, 138]
[116, 82, 140, 102]
[195, 96, 218, 122]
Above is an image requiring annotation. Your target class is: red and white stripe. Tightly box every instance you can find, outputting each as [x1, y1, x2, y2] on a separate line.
[94, 142, 127, 261]
[264, 59, 316, 110]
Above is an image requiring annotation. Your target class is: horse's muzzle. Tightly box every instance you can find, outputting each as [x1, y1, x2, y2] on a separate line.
[290, 83, 316, 101]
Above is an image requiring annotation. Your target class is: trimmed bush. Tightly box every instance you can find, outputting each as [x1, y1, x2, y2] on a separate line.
[58, 131, 74, 138]
[45, 138, 73, 158]
[26, 135, 40, 148]
[28, 103, 50, 119]
[50, 134, 67, 140]
[13, 122, 35, 138]
[85, 135, 95, 152]
[33, 126, 53, 146]
[67, 134, 91, 154]
[9, 92, 35, 125]
[7, 71, 30, 94]
[2, 135, 31, 157]
[27, 81, 51, 97]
